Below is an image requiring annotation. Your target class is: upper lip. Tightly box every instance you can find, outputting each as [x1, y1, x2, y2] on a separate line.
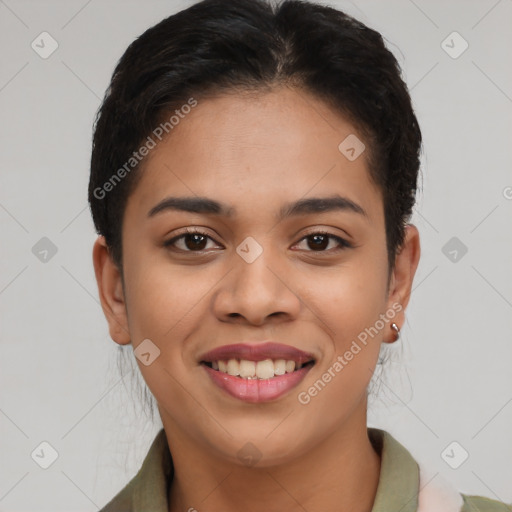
[199, 341, 315, 365]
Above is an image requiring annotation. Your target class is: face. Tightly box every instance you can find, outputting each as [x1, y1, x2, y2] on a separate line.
[93, 86, 420, 467]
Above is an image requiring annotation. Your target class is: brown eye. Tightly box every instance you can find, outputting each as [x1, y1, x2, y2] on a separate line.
[164, 229, 219, 252]
[294, 232, 352, 252]
[182, 233, 208, 251]
[307, 234, 330, 251]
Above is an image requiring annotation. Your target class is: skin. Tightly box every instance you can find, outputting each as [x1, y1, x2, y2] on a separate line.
[93, 86, 420, 512]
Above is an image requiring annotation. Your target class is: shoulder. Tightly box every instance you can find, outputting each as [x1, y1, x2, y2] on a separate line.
[370, 428, 511, 512]
[460, 494, 512, 512]
[99, 484, 135, 511]
[98, 428, 173, 511]
[99, 468, 141, 512]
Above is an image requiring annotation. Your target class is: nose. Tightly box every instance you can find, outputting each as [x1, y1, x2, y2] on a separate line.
[211, 246, 301, 326]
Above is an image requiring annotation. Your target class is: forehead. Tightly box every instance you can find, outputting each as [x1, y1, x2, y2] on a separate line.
[125, 87, 383, 223]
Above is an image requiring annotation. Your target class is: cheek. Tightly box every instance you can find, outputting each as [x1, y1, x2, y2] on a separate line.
[299, 248, 388, 379]
[306, 254, 388, 335]
[297, 269, 386, 413]
[122, 254, 205, 408]
[122, 246, 196, 332]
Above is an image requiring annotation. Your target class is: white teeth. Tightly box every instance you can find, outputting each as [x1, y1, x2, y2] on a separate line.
[227, 358, 239, 376]
[256, 359, 274, 379]
[209, 358, 309, 379]
[274, 359, 286, 375]
[239, 360, 256, 378]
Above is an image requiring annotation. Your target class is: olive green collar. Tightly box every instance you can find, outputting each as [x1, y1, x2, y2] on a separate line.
[368, 427, 419, 512]
[118, 427, 420, 511]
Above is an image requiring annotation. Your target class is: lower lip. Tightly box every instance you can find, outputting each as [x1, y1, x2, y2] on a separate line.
[201, 363, 314, 403]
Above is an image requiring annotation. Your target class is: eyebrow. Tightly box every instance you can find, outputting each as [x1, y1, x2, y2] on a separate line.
[147, 195, 368, 221]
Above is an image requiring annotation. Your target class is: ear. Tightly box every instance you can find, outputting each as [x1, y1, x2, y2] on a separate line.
[384, 224, 421, 343]
[92, 235, 131, 345]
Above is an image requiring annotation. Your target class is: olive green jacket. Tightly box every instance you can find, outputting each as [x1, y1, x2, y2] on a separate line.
[100, 428, 511, 511]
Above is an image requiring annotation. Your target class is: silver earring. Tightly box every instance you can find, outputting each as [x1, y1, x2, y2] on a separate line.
[391, 323, 400, 341]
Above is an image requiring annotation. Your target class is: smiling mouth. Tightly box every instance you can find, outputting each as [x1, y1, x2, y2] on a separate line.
[200, 358, 315, 380]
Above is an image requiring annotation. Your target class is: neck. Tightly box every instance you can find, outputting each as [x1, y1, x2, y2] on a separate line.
[164, 407, 381, 512]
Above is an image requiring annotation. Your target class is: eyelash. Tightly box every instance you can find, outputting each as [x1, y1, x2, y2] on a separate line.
[163, 228, 353, 253]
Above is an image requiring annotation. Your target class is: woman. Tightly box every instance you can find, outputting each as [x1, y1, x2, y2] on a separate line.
[88, 0, 511, 510]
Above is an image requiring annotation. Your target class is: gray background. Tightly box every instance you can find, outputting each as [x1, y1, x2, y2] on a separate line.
[1, 0, 511, 509]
